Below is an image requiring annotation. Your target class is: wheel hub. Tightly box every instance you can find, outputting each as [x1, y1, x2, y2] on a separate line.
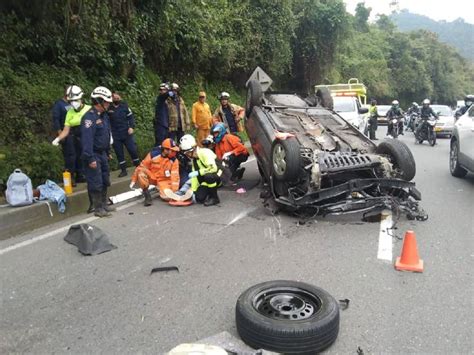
[273, 145, 287, 175]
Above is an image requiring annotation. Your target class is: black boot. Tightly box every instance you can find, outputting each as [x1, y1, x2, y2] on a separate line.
[102, 188, 116, 212]
[87, 191, 95, 214]
[92, 191, 111, 217]
[118, 162, 128, 178]
[143, 189, 153, 206]
[204, 188, 220, 206]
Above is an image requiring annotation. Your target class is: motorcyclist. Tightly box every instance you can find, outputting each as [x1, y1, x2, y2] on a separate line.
[407, 102, 420, 115]
[455, 94, 474, 119]
[415, 99, 438, 137]
[406, 102, 420, 131]
[386, 100, 404, 136]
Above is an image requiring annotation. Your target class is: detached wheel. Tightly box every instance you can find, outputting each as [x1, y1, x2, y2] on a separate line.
[450, 140, 467, 178]
[376, 139, 416, 181]
[271, 138, 301, 181]
[236, 280, 340, 354]
[246, 80, 263, 117]
[316, 88, 334, 110]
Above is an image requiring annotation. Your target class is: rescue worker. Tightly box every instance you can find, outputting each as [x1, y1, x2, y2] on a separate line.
[367, 99, 379, 140]
[81, 86, 115, 218]
[166, 83, 190, 143]
[51, 86, 73, 178]
[179, 134, 220, 206]
[455, 94, 474, 119]
[386, 100, 404, 136]
[52, 85, 89, 185]
[213, 92, 245, 134]
[192, 91, 213, 147]
[129, 138, 180, 206]
[415, 98, 438, 137]
[109, 92, 140, 177]
[154, 83, 170, 146]
[212, 123, 249, 181]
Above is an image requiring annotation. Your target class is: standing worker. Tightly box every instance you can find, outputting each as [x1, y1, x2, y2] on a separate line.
[367, 99, 379, 140]
[81, 86, 115, 218]
[166, 83, 190, 143]
[129, 138, 180, 206]
[179, 135, 221, 206]
[52, 85, 89, 185]
[51, 86, 73, 178]
[108, 92, 140, 177]
[154, 83, 170, 146]
[192, 91, 212, 147]
[213, 92, 245, 135]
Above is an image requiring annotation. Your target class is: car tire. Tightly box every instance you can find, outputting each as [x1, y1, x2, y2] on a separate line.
[271, 138, 301, 182]
[316, 87, 334, 110]
[236, 280, 340, 354]
[450, 139, 467, 178]
[245, 80, 263, 117]
[376, 139, 416, 181]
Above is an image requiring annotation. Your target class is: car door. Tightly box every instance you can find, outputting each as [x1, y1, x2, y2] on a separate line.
[457, 106, 474, 170]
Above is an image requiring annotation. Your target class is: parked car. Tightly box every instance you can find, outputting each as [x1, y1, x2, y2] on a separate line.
[431, 105, 455, 137]
[376, 105, 391, 125]
[450, 105, 474, 178]
[332, 96, 368, 130]
[244, 79, 427, 220]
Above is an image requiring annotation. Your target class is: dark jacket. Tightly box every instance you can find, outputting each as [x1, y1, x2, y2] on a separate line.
[420, 106, 438, 119]
[52, 99, 72, 131]
[154, 94, 169, 128]
[108, 101, 135, 139]
[386, 107, 404, 119]
[80, 108, 111, 163]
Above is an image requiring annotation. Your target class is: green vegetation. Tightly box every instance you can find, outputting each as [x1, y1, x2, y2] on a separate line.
[0, 0, 473, 187]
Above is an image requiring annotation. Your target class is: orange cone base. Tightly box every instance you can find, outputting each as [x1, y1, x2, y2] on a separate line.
[169, 200, 193, 207]
[395, 257, 424, 272]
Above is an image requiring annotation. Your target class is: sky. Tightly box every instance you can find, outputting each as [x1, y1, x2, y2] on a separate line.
[343, 0, 474, 24]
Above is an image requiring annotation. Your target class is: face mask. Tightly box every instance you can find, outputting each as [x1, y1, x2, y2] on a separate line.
[71, 101, 82, 111]
[168, 91, 175, 97]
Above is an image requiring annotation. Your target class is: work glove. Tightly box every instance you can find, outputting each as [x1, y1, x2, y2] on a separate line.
[110, 135, 114, 145]
[129, 181, 136, 190]
[52, 137, 60, 146]
[222, 152, 232, 161]
[188, 171, 199, 179]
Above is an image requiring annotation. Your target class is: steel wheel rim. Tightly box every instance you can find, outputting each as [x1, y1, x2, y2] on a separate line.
[272, 144, 287, 176]
[253, 287, 322, 321]
[450, 143, 458, 172]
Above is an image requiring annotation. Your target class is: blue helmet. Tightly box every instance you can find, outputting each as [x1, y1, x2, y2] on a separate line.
[212, 123, 227, 143]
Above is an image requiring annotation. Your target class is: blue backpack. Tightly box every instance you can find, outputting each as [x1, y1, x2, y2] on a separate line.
[6, 169, 33, 207]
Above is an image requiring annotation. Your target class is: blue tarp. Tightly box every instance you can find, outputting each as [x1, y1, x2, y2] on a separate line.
[37, 180, 67, 213]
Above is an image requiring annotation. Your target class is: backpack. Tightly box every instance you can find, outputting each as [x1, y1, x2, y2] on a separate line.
[6, 169, 33, 207]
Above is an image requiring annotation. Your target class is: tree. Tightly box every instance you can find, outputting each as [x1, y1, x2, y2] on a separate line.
[354, 2, 371, 32]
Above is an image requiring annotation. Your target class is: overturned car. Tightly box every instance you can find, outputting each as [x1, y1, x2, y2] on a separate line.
[245, 79, 427, 220]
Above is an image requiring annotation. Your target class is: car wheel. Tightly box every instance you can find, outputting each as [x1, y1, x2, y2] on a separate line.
[450, 140, 467, 178]
[376, 139, 416, 181]
[316, 87, 334, 110]
[245, 80, 263, 117]
[271, 138, 301, 182]
[236, 280, 340, 354]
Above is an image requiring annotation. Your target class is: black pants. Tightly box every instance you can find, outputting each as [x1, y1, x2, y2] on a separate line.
[169, 130, 185, 144]
[226, 154, 248, 175]
[84, 151, 110, 193]
[112, 134, 139, 168]
[195, 185, 218, 204]
[368, 118, 378, 139]
[154, 125, 169, 147]
[62, 133, 83, 177]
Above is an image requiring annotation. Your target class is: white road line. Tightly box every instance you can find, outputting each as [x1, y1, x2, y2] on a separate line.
[377, 210, 393, 262]
[0, 199, 141, 256]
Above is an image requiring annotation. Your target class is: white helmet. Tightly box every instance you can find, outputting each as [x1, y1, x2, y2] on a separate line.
[171, 82, 179, 90]
[179, 134, 196, 151]
[66, 85, 84, 101]
[219, 91, 230, 100]
[391, 100, 399, 106]
[423, 98, 430, 105]
[91, 86, 113, 102]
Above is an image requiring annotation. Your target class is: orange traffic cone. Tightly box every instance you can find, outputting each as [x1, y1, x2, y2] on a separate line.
[395, 230, 424, 272]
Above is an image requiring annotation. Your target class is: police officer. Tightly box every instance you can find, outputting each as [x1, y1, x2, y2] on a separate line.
[154, 83, 170, 146]
[81, 86, 115, 218]
[52, 85, 89, 185]
[108, 92, 140, 177]
[367, 99, 379, 140]
[455, 94, 474, 119]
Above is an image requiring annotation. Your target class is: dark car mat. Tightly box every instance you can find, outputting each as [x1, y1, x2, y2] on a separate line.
[64, 223, 117, 256]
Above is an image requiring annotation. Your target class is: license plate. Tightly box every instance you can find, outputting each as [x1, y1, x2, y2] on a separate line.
[435, 127, 442, 132]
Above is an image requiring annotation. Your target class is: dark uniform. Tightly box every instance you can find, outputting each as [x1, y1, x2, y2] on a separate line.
[386, 107, 404, 136]
[108, 101, 140, 173]
[154, 93, 170, 146]
[368, 105, 379, 140]
[51, 99, 76, 173]
[81, 108, 111, 193]
[416, 106, 438, 136]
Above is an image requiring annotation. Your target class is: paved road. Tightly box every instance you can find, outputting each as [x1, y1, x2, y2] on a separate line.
[1, 134, 473, 354]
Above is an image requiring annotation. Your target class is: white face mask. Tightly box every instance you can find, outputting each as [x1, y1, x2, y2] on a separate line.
[70, 100, 82, 111]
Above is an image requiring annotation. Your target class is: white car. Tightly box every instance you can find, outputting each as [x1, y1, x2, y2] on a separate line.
[432, 105, 455, 137]
[450, 105, 474, 177]
[332, 96, 368, 131]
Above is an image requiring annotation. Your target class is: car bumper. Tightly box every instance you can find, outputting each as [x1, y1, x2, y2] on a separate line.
[435, 125, 454, 135]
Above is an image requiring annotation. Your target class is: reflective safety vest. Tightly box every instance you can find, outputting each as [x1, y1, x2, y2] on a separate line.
[65, 105, 92, 127]
[190, 147, 221, 191]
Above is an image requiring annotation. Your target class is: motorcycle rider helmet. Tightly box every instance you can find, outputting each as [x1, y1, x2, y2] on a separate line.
[412, 102, 418, 107]
[212, 123, 227, 143]
[179, 134, 196, 152]
[464, 94, 474, 107]
[391, 100, 399, 108]
[423, 99, 430, 106]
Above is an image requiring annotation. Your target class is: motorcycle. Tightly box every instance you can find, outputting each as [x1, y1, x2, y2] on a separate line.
[415, 117, 437, 146]
[405, 112, 419, 132]
[387, 116, 403, 138]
